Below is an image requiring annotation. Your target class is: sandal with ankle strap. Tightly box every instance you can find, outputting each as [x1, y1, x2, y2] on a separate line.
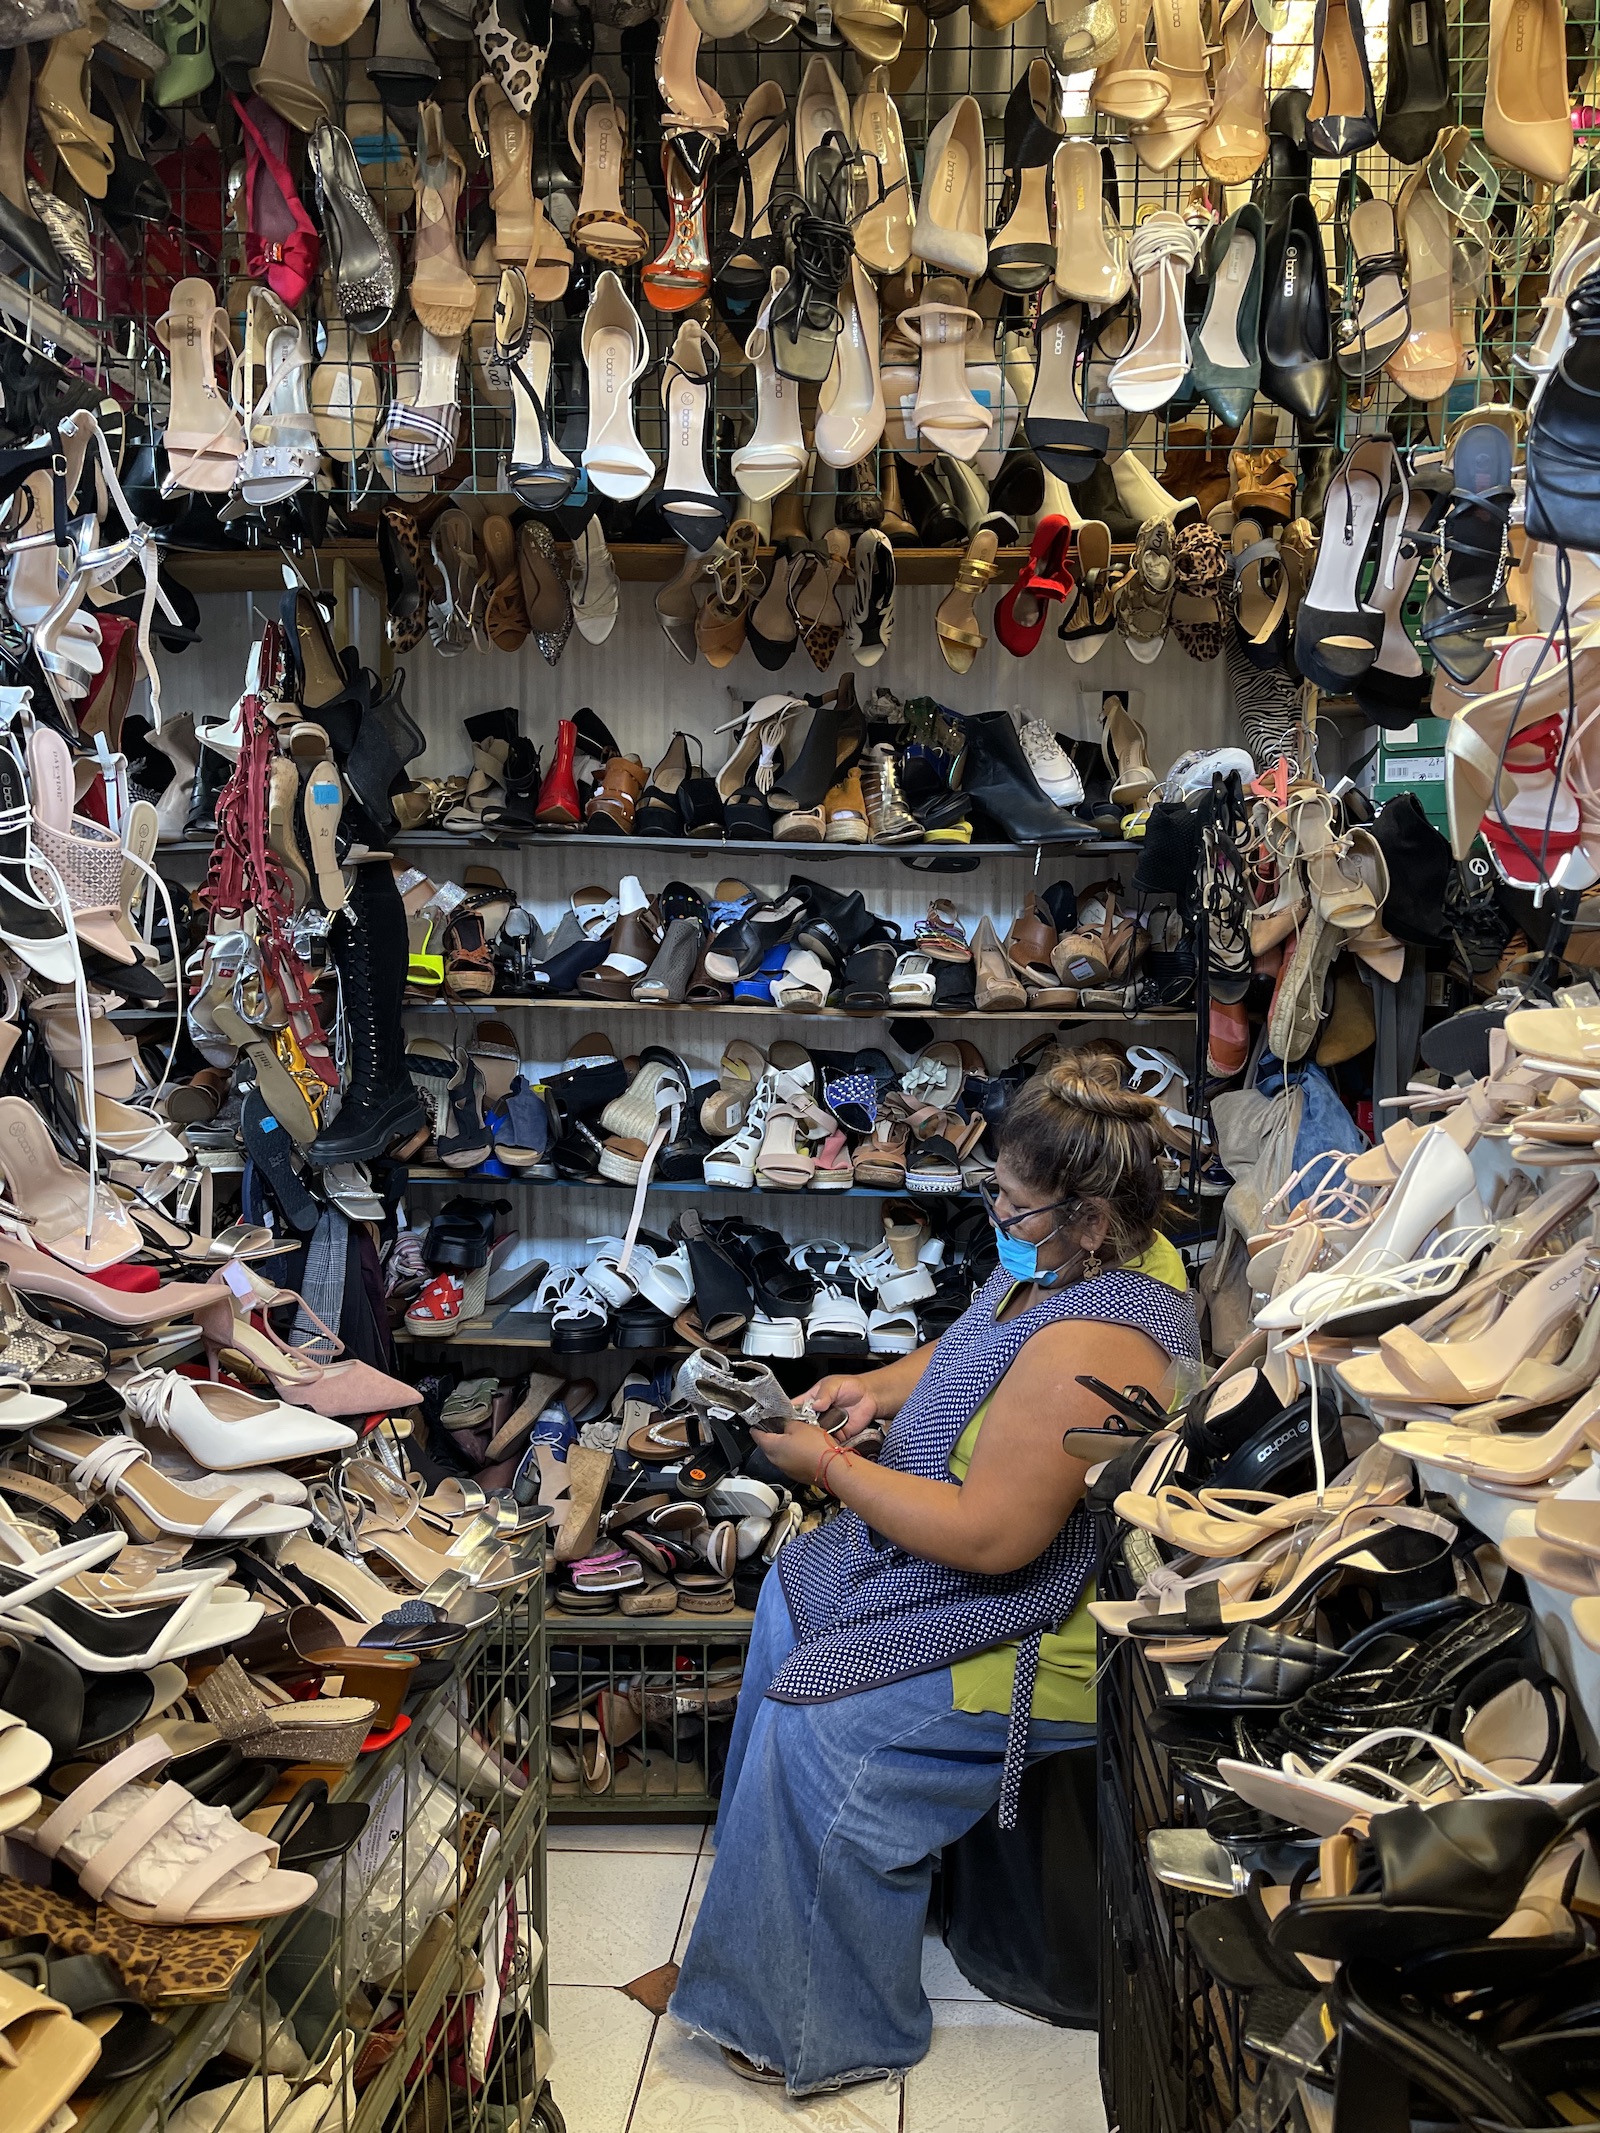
[1420, 419, 1516, 687]
[154, 278, 244, 496]
[715, 81, 789, 329]
[567, 74, 650, 266]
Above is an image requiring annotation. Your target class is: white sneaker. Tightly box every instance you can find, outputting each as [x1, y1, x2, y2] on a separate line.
[1017, 717, 1085, 806]
[850, 1241, 935, 1308]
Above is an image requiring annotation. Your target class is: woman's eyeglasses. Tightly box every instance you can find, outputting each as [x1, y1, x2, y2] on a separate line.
[978, 1180, 1083, 1239]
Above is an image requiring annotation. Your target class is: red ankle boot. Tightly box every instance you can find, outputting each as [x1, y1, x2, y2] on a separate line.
[536, 719, 581, 827]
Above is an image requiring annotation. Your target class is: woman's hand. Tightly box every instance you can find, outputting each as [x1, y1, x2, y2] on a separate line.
[795, 1376, 879, 1444]
[749, 1418, 836, 1486]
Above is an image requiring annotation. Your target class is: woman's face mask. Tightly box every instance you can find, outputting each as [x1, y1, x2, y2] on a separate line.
[981, 1178, 1080, 1287]
[993, 1224, 1070, 1286]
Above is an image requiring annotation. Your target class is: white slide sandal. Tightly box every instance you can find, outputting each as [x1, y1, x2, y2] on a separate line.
[32, 1734, 320, 1923]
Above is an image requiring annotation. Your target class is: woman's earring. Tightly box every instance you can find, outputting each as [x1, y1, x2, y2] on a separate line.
[1081, 1250, 1103, 1281]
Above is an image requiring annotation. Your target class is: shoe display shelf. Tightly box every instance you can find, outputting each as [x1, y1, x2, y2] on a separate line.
[159, 832, 1149, 860]
[547, 1613, 756, 1817]
[71, 1587, 551, 2133]
[1097, 1542, 1251, 2133]
[163, 543, 1122, 596]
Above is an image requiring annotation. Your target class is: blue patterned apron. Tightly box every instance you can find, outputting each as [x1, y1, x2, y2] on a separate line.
[773, 1265, 1200, 1823]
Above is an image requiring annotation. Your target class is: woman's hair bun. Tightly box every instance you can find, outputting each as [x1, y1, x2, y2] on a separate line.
[1041, 1060, 1161, 1126]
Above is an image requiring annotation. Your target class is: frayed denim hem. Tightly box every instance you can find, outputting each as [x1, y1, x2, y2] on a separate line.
[667, 2008, 913, 2097]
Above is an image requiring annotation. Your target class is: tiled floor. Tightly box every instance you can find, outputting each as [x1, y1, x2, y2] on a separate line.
[545, 1821, 1108, 2133]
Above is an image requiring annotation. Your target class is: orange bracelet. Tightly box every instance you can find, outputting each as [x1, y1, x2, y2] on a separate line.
[816, 1445, 852, 1496]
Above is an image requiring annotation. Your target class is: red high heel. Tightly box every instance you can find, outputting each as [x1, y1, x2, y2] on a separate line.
[535, 718, 581, 827]
[994, 514, 1075, 656]
[232, 92, 319, 308]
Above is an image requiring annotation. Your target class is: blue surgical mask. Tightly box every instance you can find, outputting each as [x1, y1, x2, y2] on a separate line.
[993, 1222, 1069, 1287]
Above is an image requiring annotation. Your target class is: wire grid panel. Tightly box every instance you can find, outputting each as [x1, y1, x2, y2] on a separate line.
[121, 0, 1600, 530]
[77, 1596, 548, 2133]
[1098, 1552, 1253, 2133]
[547, 1619, 754, 1812]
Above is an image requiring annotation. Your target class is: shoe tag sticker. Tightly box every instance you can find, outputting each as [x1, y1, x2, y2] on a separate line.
[222, 1259, 258, 1301]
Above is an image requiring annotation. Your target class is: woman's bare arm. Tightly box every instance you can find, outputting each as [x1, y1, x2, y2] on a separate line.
[755, 1321, 1171, 1575]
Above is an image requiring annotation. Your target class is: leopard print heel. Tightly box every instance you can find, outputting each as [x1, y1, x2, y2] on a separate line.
[1170, 522, 1232, 660]
[474, 0, 548, 114]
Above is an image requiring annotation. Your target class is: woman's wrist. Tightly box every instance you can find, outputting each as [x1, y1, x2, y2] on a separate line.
[815, 1443, 856, 1496]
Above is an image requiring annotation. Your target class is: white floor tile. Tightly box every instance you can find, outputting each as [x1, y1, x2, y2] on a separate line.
[630, 2020, 902, 2133]
[548, 1987, 656, 2133]
[550, 1822, 709, 1856]
[671, 1852, 714, 1962]
[919, 1932, 985, 2004]
[903, 2001, 1104, 2133]
[549, 1851, 700, 1986]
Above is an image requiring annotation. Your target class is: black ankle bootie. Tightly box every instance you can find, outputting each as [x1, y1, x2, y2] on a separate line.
[961, 713, 1095, 843]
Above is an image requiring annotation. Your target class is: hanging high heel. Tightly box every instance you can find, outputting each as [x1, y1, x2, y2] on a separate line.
[657, 318, 730, 549]
[1198, 0, 1270, 182]
[715, 81, 788, 329]
[643, 140, 714, 312]
[1092, 0, 1170, 127]
[495, 266, 577, 509]
[200, 1268, 423, 1418]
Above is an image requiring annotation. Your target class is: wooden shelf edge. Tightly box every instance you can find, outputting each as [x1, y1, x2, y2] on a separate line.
[158, 540, 1145, 594]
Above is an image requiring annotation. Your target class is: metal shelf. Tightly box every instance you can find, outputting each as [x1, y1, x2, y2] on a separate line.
[401, 996, 1192, 1022]
[546, 1605, 755, 1638]
[405, 1168, 979, 1196]
[156, 832, 1142, 859]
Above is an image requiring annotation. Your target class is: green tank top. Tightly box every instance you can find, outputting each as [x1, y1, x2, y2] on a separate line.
[946, 1232, 1188, 1723]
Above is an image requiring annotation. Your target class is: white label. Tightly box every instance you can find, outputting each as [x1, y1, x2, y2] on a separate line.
[1385, 753, 1446, 781]
[1410, 2, 1429, 42]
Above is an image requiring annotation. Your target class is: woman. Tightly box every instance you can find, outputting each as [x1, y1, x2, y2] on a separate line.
[670, 1065, 1199, 2095]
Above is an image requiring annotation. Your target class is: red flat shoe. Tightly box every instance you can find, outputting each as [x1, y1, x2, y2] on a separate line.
[993, 513, 1074, 656]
